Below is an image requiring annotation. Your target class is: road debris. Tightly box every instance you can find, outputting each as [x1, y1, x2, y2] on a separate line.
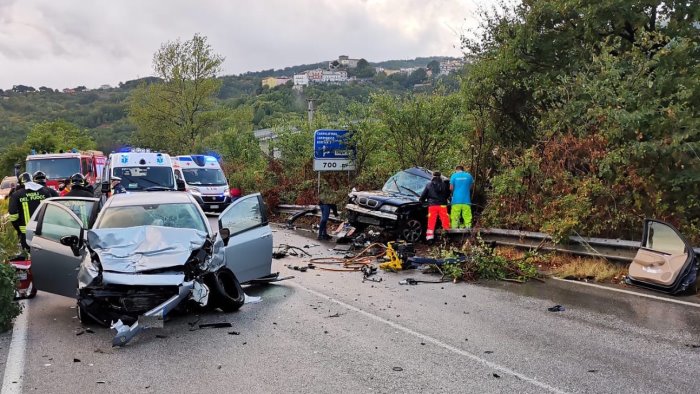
[547, 305, 566, 312]
[492, 373, 500, 378]
[199, 322, 233, 329]
[228, 331, 240, 335]
[392, 367, 403, 372]
[399, 278, 446, 285]
[273, 244, 312, 259]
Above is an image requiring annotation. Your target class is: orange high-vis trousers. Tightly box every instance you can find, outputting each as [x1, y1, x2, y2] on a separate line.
[426, 205, 450, 240]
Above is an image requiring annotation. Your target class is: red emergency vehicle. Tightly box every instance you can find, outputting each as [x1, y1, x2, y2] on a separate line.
[25, 150, 106, 191]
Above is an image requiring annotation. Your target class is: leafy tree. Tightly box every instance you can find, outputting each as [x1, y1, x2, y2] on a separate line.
[129, 33, 225, 153]
[427, 60, 440, 76]
[404, 68, 427, 88]
[464, 0, 700, 241]
[352, 58, 376, 78]
[0, 120, 97, 175]
[371, 92, 464, 170]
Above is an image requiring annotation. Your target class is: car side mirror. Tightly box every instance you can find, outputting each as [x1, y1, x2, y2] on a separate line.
[60, 235, 82, 257]
[219, 228, 231, 246]
[101, 181, 110, 193]
[176, 179, 186, 191]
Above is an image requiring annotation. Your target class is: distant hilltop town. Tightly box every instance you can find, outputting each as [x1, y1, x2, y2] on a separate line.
[261, 55, 465, 89]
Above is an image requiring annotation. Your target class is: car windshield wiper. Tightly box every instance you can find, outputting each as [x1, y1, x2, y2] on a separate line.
[145, 186, 172, 191]
[395, 180, 420, 197]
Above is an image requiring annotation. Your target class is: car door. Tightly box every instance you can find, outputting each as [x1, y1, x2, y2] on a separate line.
[628, 219, 697, 294]
[218, 193, 273, 283]
[26, 198, 98, 298]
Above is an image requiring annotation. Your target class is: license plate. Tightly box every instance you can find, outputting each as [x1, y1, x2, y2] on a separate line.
[17, 272, 27, 281]
[209, 205, 219, 210]
[358, 216, 381, 225]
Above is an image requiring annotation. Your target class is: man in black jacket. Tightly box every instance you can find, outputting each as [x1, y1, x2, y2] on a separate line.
[65, 173, 94, 198]
[419, 171, 451, 241]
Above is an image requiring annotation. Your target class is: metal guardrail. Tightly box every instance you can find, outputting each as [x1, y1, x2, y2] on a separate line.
[277, 205, 700, 263]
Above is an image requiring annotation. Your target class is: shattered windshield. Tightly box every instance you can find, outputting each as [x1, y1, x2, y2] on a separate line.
[97, 203, 207, 232]
[182, 168, 227, 186]
[382, 171, 430, 197]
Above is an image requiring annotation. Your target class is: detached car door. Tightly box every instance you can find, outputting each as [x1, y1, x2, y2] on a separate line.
[26, 198, 98, 298]
[627, 219, 697, 294]
[218, 193, 273, 283]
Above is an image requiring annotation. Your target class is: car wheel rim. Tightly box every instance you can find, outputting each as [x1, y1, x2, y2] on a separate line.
[402, 220, 422, 242]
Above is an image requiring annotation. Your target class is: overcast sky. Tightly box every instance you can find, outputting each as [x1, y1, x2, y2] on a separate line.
[0, 0, 494, 90]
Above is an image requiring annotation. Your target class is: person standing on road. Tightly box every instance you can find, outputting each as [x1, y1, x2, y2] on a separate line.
[110, 176, 126, 194]
[449, 165, 474, 229]
[318, 184, 338, 241]
[8, 172, 54, 252]
[33, 170, 59, 197]
[65, 173, 94, 197]
[419, 171, 451, 241]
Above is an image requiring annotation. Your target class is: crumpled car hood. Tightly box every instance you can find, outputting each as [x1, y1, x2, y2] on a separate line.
[87, 226, 209, 273]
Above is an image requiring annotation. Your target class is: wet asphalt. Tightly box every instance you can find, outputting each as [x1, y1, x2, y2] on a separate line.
[2, 222, 700, 393]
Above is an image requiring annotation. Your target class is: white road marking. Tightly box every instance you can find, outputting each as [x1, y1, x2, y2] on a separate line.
[1, 300, 28, 394]
[551, 277, 700, 308]
[293, 282, 568, 394]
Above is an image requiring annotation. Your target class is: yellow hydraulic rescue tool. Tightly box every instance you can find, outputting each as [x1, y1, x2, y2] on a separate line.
[379, 241, 404, 271]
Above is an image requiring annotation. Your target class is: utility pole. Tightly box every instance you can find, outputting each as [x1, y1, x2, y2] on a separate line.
[307, 99, 315, 125]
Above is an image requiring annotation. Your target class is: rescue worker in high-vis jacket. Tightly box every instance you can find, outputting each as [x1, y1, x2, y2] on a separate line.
[449, 165, 474, 229]
[33, 170, 59, 197]
[419, 171, 451, 241]
[8, 172, 54, 252]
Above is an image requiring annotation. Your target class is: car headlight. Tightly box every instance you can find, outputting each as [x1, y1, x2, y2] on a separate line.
[379, 205, 398, 213]
[224, 189, 231, 197]
[189, 187, 201, 196]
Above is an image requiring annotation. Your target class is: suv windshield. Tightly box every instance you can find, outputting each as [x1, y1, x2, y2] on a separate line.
[382, 171, 430, 197]
[27, 158, 80, 179]
[182, 168, 227, 186]
[98, 203, 207, 232]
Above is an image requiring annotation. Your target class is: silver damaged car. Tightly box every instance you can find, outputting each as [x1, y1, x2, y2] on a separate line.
[26, 192, 274, 346]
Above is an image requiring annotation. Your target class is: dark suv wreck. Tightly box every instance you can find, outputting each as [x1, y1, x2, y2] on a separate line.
[346, 167, 446, 242]
[26, 192, 274, 346]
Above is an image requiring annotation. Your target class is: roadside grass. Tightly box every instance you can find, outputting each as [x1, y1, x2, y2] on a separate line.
[493, 246, 627, 284]
[553, 258, 627, 283]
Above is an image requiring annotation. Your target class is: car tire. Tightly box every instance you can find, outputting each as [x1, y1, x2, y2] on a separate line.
[208, 269, 245, 313]
[401, 218, 424, 243]
[77, 301, 100, 325]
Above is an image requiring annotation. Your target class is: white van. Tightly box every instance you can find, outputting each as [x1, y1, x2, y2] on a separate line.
[100, 150, 183, 197]
[173, 155, 231, 212]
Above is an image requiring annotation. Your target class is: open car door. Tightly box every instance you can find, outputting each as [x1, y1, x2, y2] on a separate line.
[218, 193, 273, 283]
[627, 219, 698, 295]
[26, 198, 99, 298]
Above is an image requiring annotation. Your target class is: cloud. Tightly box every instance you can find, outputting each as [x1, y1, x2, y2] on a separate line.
[0, 0, 490, 89]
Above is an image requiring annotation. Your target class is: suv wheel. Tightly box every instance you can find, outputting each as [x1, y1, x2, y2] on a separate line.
[401, 219, 423, 242]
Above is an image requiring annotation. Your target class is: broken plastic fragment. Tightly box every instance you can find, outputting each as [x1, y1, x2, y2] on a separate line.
[244, 294, 262, 304]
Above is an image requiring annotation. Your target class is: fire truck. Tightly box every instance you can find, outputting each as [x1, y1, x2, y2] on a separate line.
[25, 150, 106, 191]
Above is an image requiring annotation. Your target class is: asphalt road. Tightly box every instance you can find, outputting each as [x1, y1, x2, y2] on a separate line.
[2, 223, 700, 393]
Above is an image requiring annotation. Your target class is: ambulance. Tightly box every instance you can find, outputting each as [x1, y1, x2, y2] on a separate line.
[100, 149, 183, 197]
[173, 155, 232, 212]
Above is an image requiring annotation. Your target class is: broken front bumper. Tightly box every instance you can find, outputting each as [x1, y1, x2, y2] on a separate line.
[111, 281, 195, 346]
[345, 203, 399, 227]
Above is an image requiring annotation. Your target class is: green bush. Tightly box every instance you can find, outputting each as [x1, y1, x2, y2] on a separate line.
[0, 200, 22, 332]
